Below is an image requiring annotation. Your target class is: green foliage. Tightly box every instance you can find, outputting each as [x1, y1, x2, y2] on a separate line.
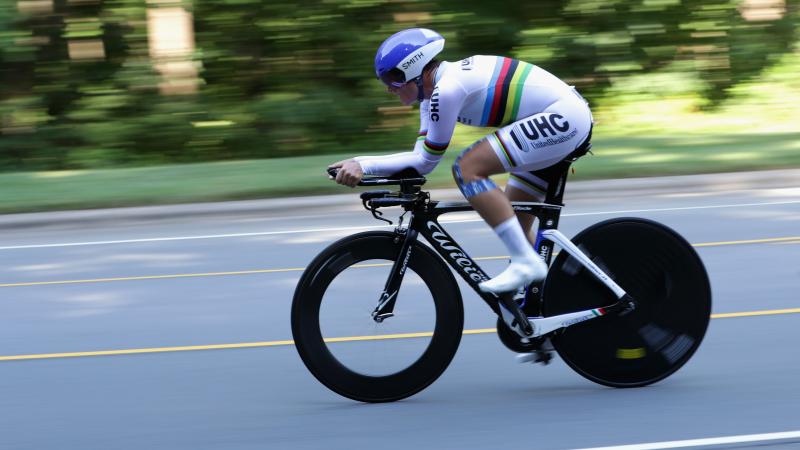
[3, 132, 800, 213]
[0, 0, 799, 171]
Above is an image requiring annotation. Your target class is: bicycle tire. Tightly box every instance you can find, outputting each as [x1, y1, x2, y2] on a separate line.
[291, 231, 464, 402]
[542, 218, 711, 388]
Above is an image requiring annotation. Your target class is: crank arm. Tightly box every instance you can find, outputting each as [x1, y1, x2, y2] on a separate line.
[498, 292, 534, 338]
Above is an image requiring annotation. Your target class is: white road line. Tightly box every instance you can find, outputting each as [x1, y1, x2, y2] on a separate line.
[1, 200, 798, 250]
[0, 225, 385, 250]
[564, 199, 800, 217]
[571, 430, 800, 450]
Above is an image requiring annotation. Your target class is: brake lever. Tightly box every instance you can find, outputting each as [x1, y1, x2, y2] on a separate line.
[368, 203, 393, 225]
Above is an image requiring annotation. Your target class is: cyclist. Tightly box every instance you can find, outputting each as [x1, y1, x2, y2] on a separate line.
[329, 28, 593, 295]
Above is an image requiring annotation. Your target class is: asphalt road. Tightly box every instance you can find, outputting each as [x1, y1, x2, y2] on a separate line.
[1, 171, 799, 450]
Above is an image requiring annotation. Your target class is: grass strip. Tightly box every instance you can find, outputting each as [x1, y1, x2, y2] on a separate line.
[1, 132, 798, 213]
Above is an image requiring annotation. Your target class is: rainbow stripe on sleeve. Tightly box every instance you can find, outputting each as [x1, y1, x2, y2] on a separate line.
[417, 130, 448, 155]
[480, 57, 534, 127]
[423, 139, 449, 155]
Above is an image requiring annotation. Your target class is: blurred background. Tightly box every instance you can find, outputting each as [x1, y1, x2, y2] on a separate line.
[1, 5, 800, 443]
[0, 0, 798, 211]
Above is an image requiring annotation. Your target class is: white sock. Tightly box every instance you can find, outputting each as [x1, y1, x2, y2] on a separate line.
[493, 217, 538, 263]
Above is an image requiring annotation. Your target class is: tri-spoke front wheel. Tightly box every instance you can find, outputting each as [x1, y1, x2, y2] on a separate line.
[291, 231, 463, 402]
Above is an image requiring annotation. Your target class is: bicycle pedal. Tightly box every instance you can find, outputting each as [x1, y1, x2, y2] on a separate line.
[535, 350, 553, 365]
[515, 353, 538, 364]
[515, 349, 553, 365]
[516, 352, 553, 366]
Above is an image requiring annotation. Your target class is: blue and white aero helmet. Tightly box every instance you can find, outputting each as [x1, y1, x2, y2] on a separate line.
[374, 28, 445, 87]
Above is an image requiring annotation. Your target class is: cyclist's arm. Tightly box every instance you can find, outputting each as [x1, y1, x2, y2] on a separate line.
[354, 101, 434, 176]
[355, 81, 465, 176]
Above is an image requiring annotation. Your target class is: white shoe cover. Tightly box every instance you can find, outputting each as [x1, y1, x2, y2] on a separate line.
[478, 258, 547, 294]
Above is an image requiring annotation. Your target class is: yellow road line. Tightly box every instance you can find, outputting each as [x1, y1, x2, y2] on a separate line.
[0, 341, 294, 361]
[1, 236, 797, 288]
[0, 268, 306, 288]
[691, 236, 800, 247]
[2, 307, 799, 362]
[710, 308, 800, 319]
[324, 331, 433, 342]
[463, 328, 498, 335]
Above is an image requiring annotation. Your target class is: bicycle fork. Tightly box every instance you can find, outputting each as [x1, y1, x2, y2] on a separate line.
[371, 224, 418, 322]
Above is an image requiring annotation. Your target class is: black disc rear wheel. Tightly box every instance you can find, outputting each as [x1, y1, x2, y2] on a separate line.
[291, 231, 463, 402]
[542, 218, 711, 387]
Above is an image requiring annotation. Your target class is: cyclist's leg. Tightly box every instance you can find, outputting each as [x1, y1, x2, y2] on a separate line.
[452, 139, 547, 294]
[506, 185, 541, 246]
[454, 95, 591, 294]
[506, 172, 548, 244]
[452, 140, 514, 227]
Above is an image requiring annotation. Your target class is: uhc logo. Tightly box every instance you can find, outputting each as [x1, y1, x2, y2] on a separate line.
[510, 114, 571, 150]
[430, 88, 441, 122]
[519, 114, 570, 140]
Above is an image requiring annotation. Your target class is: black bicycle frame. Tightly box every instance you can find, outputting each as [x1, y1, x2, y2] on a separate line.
[368, 135, 592, 327]
[372, 199, 561, 323]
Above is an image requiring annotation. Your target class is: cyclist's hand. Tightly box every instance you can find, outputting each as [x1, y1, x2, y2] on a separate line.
[328, 159, 363, 187]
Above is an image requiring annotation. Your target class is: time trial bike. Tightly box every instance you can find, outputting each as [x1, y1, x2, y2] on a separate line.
[291, 142, 711, 403]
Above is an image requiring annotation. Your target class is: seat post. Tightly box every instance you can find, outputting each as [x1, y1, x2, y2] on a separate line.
[543, 161, 573, 206]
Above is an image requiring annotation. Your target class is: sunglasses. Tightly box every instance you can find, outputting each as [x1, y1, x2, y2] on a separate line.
[379, 68, 407, 87]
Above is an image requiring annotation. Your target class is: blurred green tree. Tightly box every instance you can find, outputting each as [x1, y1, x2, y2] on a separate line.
[0, 0, 797, 170]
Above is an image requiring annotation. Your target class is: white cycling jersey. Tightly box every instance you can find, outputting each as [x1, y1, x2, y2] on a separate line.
[356, 55, 592, 179]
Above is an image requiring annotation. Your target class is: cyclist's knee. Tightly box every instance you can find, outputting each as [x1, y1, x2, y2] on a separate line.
[452, 142, 490, 181]
[453, 144, 497, 197]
